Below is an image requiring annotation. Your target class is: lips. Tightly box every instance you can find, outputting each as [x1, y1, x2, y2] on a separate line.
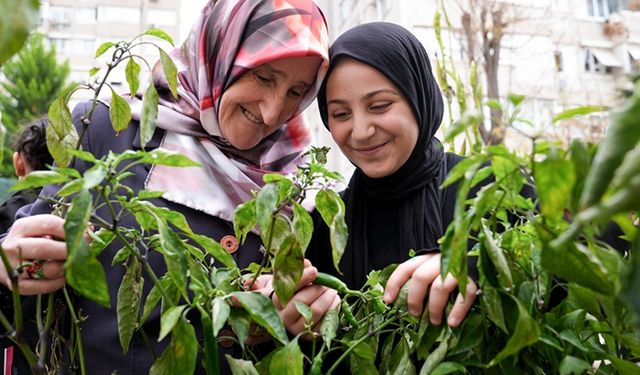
[353, 142, 387, 155]
[241, 106, 263, 124]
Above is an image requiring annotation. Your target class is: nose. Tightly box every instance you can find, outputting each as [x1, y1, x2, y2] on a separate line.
[350, 113, 374, 141]
[260, 94, 288, 128]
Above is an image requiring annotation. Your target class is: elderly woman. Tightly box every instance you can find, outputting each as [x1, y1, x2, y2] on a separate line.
[0, 0, 335, 373]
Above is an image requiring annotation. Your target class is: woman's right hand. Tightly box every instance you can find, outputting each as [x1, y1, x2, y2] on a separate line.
[0, 215, 67, 295]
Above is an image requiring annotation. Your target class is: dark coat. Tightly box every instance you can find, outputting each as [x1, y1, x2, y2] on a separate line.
[1, 102, 266, 374]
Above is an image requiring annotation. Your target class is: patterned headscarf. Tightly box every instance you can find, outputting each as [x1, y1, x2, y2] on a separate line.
[132, 0, 329, 222]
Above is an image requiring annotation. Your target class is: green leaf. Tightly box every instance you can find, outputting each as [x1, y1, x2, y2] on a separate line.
[388, 337, 413, 375]
[256, 183, 279, 239]
[481, 287, 508, 333]
[64, 191, 110, 307]
[48, 96, 73, 140]
[292, 202, 313, 253]
[117, 257, 143, 354]
[140, 82, 159, 148]
[95, 41, 114, 58]
[45, 122, 78, 167]
[56, 179, 84, 197]
[150, 317, 197, 375]
[225, 355, 260, 375]
[68, 148, 97, 163]
[293, 301, 313, 323]
[489, 294, 540, 366]
[541, 242, 615, 295]
[89, 67, 100, 77]
[558, 356, 592, 375]
[431, 362, 468, 375]
[273, 235, 304, 305]
[141, 276, 177, 325]
[0, 0, 39, 65]
[444, 113, 483, 143]
[320, 308, 339, 348]
[232, 292, 289, 345]
[9, 171, 68, 191]
[158, 305, 188, 342]
[212, 297, 230, 337]
[64, 190, 92, 256]
[480, 222, 513, 289]
[88, 228, 116, 257]
[419, 330, 450, 375]
[125, 58, 141, 96]
[609, 356, 640, 375]
[110, 89, 132, 133]
[144, 28, 175, 46]
[83, 164, 107, 190]
[228, 307, 251, 350]
[158, 48, 178, 98]
[508, 93, 526, 107]
[552, 105, 605, 123]
[268, 338, 304, 375]
[234, 200, 257, 245]
[156, 220, 188, 293]
[315, 190, 348, 273]
[534, 155, 575, 219]
[139, 148, 201, 167]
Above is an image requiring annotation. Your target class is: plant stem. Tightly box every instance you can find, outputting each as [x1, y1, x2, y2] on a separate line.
[247, 213, 278, 290]
[63, 288, 86, 375]
[0, 244, 23, 333]
[325, 313, 405, 375]
[138, 327, 158, 360]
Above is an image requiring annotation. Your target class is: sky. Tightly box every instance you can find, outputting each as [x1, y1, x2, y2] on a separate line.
[179, 0, 210, 42]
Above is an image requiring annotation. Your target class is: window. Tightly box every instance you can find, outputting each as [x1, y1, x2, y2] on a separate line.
[97, 6, 141, 24]
[148, 9, 176, 27]
[49, 6, 96, 26]
[584, 48, 621, 73]
[587, 0, 638, 17]
[50, 38, 96, 55]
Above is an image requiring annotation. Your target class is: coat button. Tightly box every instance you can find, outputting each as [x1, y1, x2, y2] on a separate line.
[220, 235, 239, 254]
[218, 329, 236, 349]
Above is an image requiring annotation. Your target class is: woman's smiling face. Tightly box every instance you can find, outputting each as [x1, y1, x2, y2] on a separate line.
[325, 58, 419, 178]
[218, 55, 322, 150]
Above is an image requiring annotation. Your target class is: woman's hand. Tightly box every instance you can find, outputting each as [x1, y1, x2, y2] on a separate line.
[246, 259, 340, 341]
[383, 253, 477, 327]
[0, 215, 67, 295]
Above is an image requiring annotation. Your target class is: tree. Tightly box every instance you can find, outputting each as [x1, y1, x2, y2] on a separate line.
[0, 33, 69, 176]
[453, 0, 547, 145]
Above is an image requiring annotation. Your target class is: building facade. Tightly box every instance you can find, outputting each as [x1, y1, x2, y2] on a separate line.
[39, 0, 181, 98]
[312, 0, 640, 174]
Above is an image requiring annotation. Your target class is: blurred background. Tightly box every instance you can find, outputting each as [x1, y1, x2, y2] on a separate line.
[2, 0, 639, 201]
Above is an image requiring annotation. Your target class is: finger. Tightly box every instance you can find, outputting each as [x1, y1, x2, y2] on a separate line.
[4, 238, 67, 261]
[428, 273, 459, 325]
[17, 278, 66, 295]
[279, 285, 325, 328]
[294, 288, 338, 333]
[447, 279, 478, 327]
[406, 257, 440, 316]
[312, 293, 341, 332]
[8, 215, 66, 240]
[383, 255, 431, 304]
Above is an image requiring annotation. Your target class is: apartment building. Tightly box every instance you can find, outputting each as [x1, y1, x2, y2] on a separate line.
[39, 0, 181, 96]
[312, 0, 640, 171]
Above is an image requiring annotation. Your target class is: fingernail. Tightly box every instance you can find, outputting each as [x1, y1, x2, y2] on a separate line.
[448, 317, 459, 327]
[383, 292, 390, 303]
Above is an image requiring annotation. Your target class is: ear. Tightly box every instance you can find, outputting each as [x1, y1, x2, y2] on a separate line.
[13, 151, 27, 178]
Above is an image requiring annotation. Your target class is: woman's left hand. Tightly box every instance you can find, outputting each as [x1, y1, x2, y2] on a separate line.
[383, 253, 477, 327]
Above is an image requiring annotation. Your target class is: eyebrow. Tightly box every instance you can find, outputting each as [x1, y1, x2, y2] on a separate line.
[260, 63, 312, 87]
[327, 89, 400, 106]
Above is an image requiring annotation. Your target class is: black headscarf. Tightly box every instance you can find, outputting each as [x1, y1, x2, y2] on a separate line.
[317, 22, 447, 287]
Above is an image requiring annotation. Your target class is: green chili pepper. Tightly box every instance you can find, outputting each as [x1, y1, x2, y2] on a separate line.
[308, 355, 323, 375]
[580, 93, 640, 209]
[373, 298, 388, 314]
[341, 300, 359, 328]
[314, 272, 349, 294]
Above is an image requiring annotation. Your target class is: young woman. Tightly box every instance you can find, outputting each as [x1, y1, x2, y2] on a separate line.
[0, 0, 336, 373]
[309, 22, 481, 328]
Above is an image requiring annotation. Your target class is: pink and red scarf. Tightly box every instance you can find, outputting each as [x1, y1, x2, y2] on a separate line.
[132, 0, 329, 222]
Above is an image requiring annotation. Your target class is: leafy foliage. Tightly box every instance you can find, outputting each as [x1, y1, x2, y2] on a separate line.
[0, 33, 70, 175]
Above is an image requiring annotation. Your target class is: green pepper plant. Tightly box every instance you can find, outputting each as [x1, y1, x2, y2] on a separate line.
[1, 23, 639, 375]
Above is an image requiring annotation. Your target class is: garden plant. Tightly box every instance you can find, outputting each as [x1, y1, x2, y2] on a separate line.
[0, 11, 639, 375]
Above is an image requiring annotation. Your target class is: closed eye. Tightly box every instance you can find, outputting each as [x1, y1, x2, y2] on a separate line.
[254, 72, 272, 85]
[330, 110, 351, 121]
[370, 102, 392, 112]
